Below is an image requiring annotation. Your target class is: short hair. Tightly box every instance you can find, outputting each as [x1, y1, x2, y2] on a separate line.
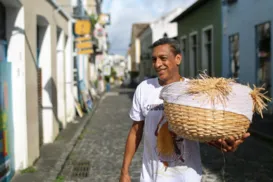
[152, 38, 181, 55]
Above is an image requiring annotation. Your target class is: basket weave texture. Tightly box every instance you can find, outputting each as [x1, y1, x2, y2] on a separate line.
[164, 102, 250, 142]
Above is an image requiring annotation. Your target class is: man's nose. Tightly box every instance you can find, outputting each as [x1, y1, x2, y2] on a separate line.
[154, 59, 162, 68]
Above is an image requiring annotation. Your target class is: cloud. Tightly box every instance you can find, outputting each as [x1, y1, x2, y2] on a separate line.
[102, 0, 196, 55]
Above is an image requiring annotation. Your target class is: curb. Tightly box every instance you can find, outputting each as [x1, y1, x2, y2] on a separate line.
[249, 129, 273, 143]
[46, 97, 103, 182]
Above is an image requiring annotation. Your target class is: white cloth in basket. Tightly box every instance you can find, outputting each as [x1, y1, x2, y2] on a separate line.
[159, 81, 254, 122]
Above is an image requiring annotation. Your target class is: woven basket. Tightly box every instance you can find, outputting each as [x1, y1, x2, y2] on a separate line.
[164, 101, 250, 142]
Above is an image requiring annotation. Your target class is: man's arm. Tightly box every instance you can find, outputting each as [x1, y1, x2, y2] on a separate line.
[120, 120, 144, 180]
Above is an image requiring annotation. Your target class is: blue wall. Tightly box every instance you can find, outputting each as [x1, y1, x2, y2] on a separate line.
[222, 0, 273, 88]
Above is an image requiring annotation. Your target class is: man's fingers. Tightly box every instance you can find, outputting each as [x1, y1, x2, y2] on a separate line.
[225, 136, 235, 146]
[211, 140, 232, 152]
[242, 132, 250, 139]
[233, 140, 243, 150]
[220, 139, 233, 151]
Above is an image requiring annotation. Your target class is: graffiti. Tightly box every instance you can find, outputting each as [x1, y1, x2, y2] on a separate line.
[0, 40, 13, 181]
[0, 81, 11, 181]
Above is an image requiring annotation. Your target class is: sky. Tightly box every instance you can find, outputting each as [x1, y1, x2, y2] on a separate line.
[101, 0, 197, 56]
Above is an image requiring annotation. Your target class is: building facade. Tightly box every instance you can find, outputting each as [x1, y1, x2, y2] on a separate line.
[129, 23, 149, 81]
[0, 0, 76, 180]
[173, 0, 222, 78]
[139, 26, 153, 81]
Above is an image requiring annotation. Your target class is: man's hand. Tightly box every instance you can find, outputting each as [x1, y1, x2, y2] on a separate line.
[119, 171, 131, 182]
[207, 132, 250, 152]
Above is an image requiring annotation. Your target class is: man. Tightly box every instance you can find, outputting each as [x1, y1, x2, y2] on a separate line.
[120, 38, 250, 182]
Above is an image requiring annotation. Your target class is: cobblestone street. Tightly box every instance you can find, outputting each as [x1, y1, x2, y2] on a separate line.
[59, 89, 273, 182]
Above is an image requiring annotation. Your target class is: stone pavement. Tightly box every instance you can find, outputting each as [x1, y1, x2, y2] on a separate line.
[11, 101, 99, 182]
[59, 89, 142, 182]
[59, 88, 273, 182]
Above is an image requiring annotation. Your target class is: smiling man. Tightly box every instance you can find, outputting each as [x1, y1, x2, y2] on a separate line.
[119, 38, 250, 182]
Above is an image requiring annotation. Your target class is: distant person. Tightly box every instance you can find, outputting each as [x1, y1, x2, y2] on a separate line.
[97, 74, 105, 94]
[119, 38, 250, 182]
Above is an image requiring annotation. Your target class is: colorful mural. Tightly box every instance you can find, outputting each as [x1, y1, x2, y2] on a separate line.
[0, 40, 14, 181]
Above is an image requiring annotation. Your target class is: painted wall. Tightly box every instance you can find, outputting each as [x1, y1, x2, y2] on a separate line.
[222, 0, 273, 86]
[0, 41, 14, 181]
[177, 0, 222, 77]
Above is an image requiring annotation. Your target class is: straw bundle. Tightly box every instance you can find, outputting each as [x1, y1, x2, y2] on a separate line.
[186, 74, 235, 106]
[249, 85, 271, 118]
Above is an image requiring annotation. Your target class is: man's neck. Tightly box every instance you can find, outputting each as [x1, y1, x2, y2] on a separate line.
[159, 75, 183, 86]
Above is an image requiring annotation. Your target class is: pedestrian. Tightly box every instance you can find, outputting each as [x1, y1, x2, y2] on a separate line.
[119, 38, 250, 182]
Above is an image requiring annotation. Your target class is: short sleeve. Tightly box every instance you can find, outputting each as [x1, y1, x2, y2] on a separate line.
[129, 84, 144, 121]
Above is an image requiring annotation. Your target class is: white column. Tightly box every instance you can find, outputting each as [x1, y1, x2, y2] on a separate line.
[90, 62, 96, 81]
[57, 30, 67, 128]
[6, 7, 28, 171]
[78, 55, 84, 81]
[84, 55, 89, 88]
[65, 23, 75, 122]
[40, 26, 53, 144]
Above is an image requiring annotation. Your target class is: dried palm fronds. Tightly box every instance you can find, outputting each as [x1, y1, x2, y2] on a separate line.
[249, 84, 271, 118]
[186, 73, 235, 106]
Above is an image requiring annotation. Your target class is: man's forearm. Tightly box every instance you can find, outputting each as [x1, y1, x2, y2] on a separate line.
[121, 121, 144, 174]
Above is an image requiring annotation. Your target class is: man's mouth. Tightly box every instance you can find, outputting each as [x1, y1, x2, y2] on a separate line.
[156, 68, 167, 74]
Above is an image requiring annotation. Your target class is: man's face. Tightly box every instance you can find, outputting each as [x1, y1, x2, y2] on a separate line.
[152, 44, 181, 82]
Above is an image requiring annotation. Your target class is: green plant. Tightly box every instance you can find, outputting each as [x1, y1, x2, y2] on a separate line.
[90, 14, 98, 28]
[20, 166, 36, 173]
[110, 67, 117, 79]
[78, 129, 87, 140]
[55, 175, 65, 182]
[94, 80, 98, 88]
[104, 75, 110, 83]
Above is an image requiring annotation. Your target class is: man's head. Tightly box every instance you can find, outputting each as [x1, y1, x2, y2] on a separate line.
[151, 38, 182, 83]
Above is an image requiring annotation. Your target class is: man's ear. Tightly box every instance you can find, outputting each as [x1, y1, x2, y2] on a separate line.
[175, 54, 182, 66]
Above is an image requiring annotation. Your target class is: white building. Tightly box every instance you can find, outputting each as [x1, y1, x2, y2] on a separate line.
[150, 7, 185, 43]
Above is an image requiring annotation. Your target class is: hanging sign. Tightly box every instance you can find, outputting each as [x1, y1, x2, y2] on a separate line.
[74, 20, 91, 35]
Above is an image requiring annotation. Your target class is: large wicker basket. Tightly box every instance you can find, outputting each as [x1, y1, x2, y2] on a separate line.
[159, 76, 270, 143]
[164, 102, 250, 142]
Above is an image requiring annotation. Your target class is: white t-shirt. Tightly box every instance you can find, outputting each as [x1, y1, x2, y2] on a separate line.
[129, 78, 202, 182]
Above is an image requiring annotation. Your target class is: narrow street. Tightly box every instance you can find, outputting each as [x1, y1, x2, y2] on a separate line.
[60, 88, 273, 182]
[60, 89, 143, 182]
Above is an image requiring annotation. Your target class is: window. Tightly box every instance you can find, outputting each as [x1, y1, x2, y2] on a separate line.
[256, 21, 271, 97]
[0, 3, 6, 40]
[189, 32, 198, 77]
[180, 36, 187, 75]
[229, 33, 239, 78]
[202, 25, 213, 76]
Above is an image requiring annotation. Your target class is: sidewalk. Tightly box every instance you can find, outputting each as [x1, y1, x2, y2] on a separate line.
[249, 114, 273, 142]
[11, 100, 100, 182]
